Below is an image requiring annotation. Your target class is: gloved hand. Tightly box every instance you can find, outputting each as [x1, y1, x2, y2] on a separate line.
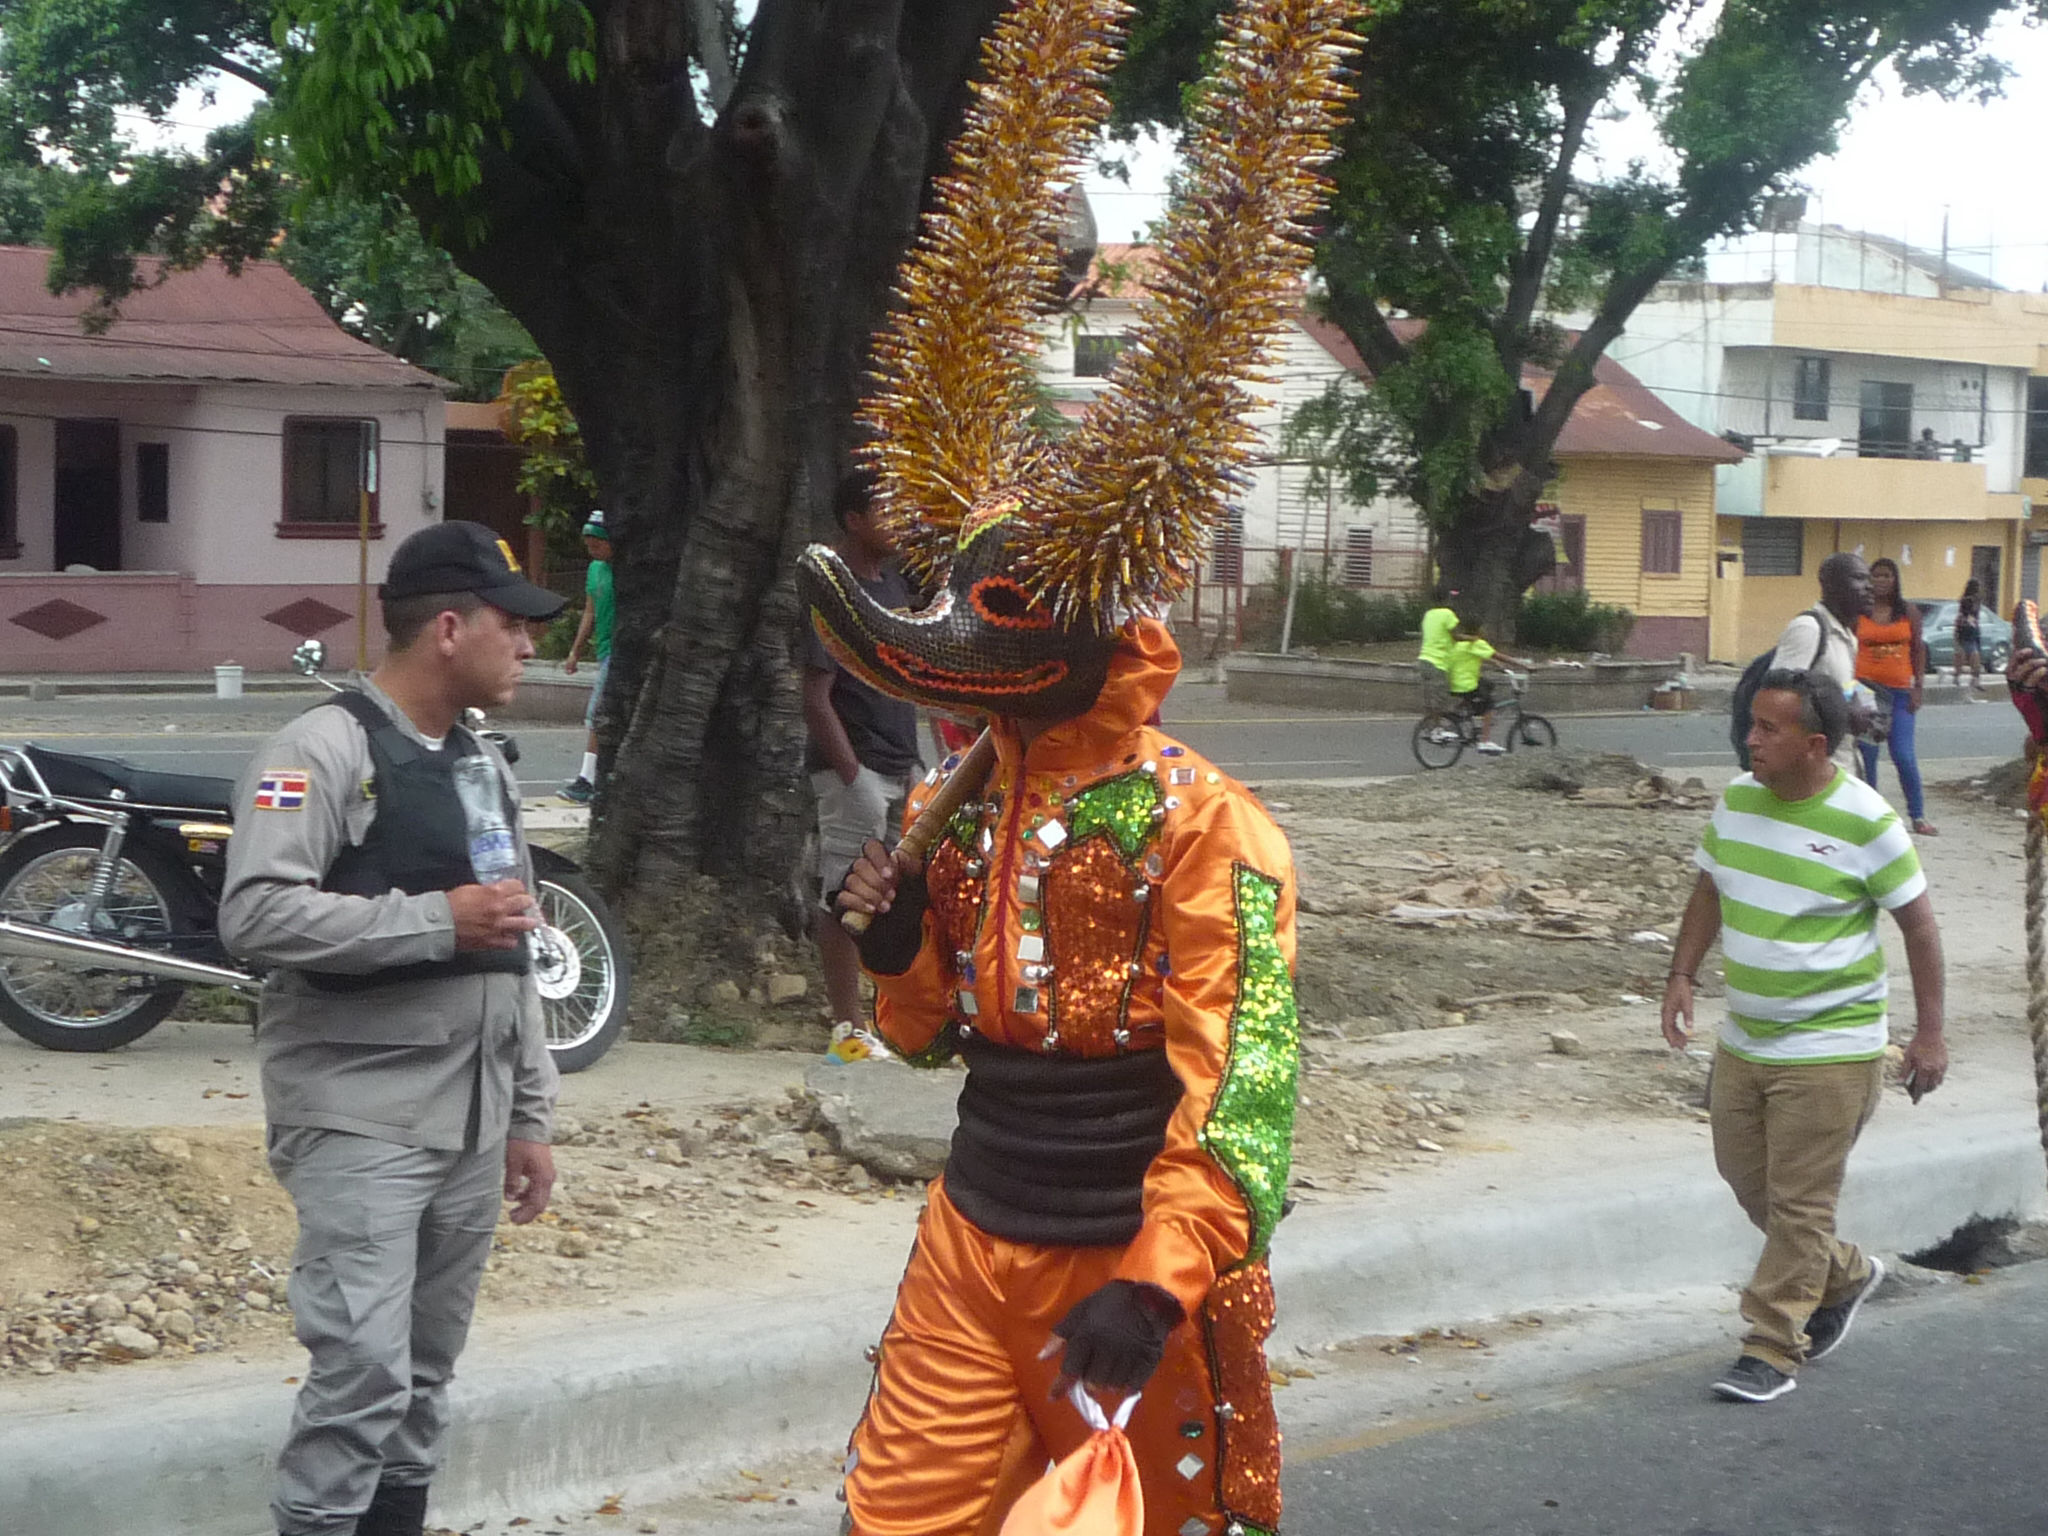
[1043, 1280, 1185, 1395]
[833, 839, 929, 976]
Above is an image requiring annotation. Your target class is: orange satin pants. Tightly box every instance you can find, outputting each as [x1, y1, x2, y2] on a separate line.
[843, 1179, 1283, 1536]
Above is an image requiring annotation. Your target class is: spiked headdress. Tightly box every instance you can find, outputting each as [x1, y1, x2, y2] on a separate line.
[800, 0, 1357, 716]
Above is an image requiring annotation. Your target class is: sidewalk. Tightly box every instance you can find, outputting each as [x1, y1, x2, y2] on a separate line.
[4, 1034, 2042, 1536]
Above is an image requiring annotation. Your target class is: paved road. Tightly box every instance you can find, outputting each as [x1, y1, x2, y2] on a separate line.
[1287, 1262, 2048, 1536]
[2, 682, 2029, 790]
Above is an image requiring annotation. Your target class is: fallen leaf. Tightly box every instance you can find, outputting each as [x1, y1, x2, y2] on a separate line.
[596, 1494, 624, 1515]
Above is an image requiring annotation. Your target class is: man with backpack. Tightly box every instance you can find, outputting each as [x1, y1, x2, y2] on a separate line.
[1732, 552, 1874, 770]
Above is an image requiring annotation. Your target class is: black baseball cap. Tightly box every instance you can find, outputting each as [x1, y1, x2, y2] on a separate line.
[379, 520, 568, 620]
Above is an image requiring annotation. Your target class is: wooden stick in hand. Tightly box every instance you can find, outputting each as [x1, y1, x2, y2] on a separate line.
[840, 729, 997, 935]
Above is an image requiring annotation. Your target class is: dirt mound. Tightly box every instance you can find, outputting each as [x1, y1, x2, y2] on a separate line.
[1952, 755, 2033, 811]
[0, 1121, 297, 1374]
[1262, 761, 1709, 1036]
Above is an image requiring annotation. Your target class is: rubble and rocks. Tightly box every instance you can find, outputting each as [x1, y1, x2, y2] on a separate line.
[804, 1059, 963, 1181]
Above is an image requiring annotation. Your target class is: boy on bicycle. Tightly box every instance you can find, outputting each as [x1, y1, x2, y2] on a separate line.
[1448, 620, 1529, 755]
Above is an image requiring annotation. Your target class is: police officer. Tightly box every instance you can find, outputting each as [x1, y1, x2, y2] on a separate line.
[221, 521, 568, 1536]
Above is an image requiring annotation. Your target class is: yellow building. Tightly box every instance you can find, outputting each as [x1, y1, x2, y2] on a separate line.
[1604, 270, 2048, 659]
[1524, 354, 1744, 659]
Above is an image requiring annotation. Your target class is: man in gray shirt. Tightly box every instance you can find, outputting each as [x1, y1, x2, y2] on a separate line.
[221, 521, 566, 1536]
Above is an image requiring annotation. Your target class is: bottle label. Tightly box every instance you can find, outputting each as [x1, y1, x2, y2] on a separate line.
[469, 828, 518, 875]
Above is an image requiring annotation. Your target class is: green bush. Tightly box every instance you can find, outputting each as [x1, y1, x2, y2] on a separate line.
[1250, 568, 1428, 648]
[1515, 589, 1636, 654]
[534, 605, 580, 660]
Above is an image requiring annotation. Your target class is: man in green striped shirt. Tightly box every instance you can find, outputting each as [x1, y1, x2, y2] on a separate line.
[1662, 670, 1946, 1404]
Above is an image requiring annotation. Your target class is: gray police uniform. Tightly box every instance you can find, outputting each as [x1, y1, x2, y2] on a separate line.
[220, 677, 558, 1536]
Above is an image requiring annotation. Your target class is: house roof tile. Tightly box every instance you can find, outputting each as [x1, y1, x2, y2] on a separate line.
[0, 246, 448, 391]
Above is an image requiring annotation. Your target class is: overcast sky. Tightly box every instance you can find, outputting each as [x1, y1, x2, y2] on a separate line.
[158, 12, 2048, 290]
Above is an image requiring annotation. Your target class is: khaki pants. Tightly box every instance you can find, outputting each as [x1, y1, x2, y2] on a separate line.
[1710, 1047, 1884, 1374]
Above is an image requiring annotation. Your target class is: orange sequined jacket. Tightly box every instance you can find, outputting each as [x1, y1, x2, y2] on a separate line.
[874, 619, 1298, 1317]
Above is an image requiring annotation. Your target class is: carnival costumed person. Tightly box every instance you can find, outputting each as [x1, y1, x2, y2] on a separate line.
[795, 2, 1356, 1533]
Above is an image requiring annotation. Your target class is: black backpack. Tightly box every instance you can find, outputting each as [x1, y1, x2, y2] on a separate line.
[1730, 607, 1829, 770]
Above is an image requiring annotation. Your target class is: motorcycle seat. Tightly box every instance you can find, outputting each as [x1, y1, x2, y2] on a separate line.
[21, 745, 236, 816]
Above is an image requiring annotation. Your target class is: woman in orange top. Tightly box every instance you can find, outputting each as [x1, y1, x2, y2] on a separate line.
[1855, 556, 1935, 834]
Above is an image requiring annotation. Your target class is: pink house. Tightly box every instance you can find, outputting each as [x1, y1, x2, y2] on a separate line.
[0, 247, 449, 673]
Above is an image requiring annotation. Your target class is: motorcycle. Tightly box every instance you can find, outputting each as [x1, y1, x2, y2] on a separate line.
[0, 640, 630, 1072]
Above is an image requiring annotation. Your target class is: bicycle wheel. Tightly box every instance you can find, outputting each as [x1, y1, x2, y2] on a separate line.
[1509, 712, 1557, 751]
[1412, 713, 1466, 770]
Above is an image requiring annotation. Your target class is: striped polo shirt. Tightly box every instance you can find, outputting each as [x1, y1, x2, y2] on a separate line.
[1695, 769, 1926, 1064]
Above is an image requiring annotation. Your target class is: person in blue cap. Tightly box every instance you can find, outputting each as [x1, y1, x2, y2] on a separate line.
[558, 510, 614, 803]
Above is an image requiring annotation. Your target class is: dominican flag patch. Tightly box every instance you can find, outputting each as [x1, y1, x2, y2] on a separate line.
[254, 769, 310, 811]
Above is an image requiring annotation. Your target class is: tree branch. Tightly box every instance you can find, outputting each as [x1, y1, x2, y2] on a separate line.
[193, 44, 279, 97]
[683, 0, 735, 110]
[1501, 75, 1599, 351]
[1322, 279, 1409, 378]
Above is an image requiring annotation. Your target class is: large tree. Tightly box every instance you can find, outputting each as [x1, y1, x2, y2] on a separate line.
[1128, 0, 2040, 633]
[0, 0, 1082, 992]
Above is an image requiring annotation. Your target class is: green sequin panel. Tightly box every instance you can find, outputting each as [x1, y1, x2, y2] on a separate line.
[898, 1020, 962, 1070]
[943, 801, 979, 854]
[1066, 770, 1162, 864]
[1198, 864, 1298, 1263]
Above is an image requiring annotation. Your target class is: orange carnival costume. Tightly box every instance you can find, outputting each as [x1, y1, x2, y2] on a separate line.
[792, 0, 1355, 1532]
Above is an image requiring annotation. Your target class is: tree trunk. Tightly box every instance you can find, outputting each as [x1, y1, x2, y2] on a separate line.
[1436, 471, 1554, 641]
[438, 0, 1009, 1028]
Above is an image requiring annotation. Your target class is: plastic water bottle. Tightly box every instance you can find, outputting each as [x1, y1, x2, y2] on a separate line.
[452, 756, 520, 885]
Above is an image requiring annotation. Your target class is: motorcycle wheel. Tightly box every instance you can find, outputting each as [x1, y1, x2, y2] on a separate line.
[0, 826, 192, 1051]
[531, 866, 631, 1073]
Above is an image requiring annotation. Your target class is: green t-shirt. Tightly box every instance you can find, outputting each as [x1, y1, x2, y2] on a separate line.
[1446, 635, 1493, 693]
[585, 559, 614, 660]
[1418, 606, 1458, 669]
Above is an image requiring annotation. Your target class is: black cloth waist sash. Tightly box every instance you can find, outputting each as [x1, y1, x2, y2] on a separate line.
[942, 1029, 1183, 1247]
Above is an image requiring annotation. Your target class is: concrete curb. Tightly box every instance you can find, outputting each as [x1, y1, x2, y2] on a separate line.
[5, 1115, 2040, 1535]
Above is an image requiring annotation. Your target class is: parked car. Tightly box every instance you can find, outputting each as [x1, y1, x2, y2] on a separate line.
[1912, 599, 2011, 672]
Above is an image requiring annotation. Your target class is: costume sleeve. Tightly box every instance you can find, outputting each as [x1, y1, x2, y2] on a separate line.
[868, 778, 956, 1062]
[218, 711, 457, 972]
[1113, 790, 1298, 1317]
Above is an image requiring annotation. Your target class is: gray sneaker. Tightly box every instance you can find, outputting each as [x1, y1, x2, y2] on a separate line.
[1806, 1257, 1886, 1362]
[1711, 1355, 1796, 1403]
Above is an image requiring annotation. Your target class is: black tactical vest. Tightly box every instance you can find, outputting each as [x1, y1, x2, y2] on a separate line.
[301, 689, 530, 993]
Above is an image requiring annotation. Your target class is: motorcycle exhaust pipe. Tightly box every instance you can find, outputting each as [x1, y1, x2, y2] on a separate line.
[0, 916, 260, 994]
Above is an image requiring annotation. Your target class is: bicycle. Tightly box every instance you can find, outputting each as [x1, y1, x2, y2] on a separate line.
[1410, 670, 1557, 770]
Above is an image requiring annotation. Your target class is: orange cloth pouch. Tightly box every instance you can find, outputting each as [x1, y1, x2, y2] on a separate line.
[999, 1387, 1144, 1536]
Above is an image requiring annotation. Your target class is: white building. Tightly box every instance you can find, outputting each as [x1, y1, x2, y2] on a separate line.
[1596, 223, 2048, 656]
[0, 247, 448, 673]
[1038, 244, 1429, 615]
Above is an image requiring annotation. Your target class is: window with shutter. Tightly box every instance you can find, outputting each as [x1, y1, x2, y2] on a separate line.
[1341, 526, 1373, 588]
[1641, 508, 1683, 575]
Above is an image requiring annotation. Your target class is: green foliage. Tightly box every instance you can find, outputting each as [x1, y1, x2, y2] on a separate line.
[1515, 589, 1636, 654]
[274, 0, 595, 217]
[533, 604, 580, 660]
[503, 368, 597, 556]
[1122, 0, 2039, 622]
[0, 161, 75, 242]
[277, 186, 540, 396]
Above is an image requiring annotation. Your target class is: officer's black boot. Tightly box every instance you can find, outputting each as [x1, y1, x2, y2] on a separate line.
[354, 1481, 430, 1536]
